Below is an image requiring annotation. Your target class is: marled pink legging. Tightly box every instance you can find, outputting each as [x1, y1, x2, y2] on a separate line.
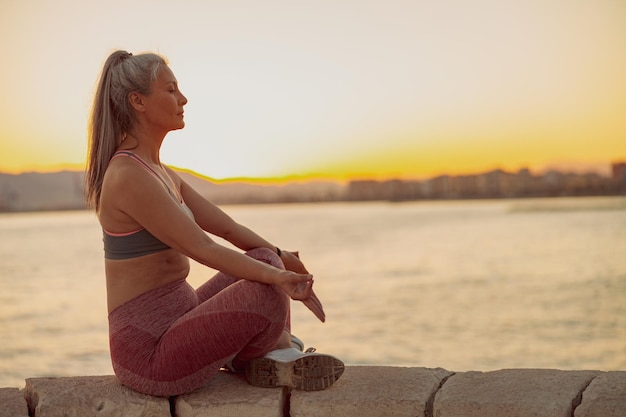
[108, 248, 290, 396]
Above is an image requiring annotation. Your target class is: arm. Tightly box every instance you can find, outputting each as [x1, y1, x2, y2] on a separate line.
[103, 163, 310, 295]
[176, 172, 326, 321]
[178, 176, 278, 253]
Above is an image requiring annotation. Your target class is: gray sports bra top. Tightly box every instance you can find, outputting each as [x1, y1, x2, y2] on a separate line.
[103, 151, 194, 260]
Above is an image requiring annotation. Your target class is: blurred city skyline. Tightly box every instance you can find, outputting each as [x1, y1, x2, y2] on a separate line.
[1, 160, 624, 212]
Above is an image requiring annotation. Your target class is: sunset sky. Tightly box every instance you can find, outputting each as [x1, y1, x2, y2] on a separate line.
[1, 0, 624, 181]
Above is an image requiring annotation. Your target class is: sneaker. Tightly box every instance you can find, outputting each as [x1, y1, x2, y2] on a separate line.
[245, 347, 344, 391]
[224, 334, 304, 372]
[291, 334, 304, 352]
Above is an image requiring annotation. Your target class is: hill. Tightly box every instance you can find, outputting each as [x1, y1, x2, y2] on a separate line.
[0, 170, 344, 212]
[0, 171, 85, 212]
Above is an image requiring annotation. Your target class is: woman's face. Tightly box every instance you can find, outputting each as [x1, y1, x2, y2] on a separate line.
[141, 65, 188, 133]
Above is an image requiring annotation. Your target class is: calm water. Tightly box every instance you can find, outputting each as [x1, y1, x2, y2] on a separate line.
[1, 197, 625, 388]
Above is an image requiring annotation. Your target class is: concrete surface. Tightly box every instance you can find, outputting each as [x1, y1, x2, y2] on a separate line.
[3, 367, 625, 417]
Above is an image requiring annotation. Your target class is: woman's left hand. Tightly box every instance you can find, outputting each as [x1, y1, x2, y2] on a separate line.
[280, 251, 326, 323]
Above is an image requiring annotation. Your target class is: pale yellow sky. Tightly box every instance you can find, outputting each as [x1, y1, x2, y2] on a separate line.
[0, 0, 624, 180]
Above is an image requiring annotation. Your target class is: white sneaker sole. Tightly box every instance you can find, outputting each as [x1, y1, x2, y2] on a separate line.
[245, 349, 345, 391]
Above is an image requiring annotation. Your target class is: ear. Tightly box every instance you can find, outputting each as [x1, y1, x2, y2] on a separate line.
[128, 92, 146, 112]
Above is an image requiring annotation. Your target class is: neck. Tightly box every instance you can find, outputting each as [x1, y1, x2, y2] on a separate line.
[121, 128, 166, 165]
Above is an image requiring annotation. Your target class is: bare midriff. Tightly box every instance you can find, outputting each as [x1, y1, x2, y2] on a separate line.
[105, 249, 190, 313]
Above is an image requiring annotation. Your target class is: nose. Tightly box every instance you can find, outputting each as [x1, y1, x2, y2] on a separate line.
[179, 91, 188, 105]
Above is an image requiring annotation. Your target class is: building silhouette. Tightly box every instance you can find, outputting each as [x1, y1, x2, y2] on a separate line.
[347, 164, 626, 202]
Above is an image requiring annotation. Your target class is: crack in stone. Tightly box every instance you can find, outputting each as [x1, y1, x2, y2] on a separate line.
[168, 396, 178, 417]
[282, 387, 292, 417]
[570, 375, 597, 417]
[425, 372, 455, 417]
[25, 388, 37, 417]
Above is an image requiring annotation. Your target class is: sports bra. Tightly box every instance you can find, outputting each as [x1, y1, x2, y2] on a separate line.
[103, 151, 194, 260]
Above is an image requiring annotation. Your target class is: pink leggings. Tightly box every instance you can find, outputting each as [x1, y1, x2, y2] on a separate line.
[108, 248, 290, 396]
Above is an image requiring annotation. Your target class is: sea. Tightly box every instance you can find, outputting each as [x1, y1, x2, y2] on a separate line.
[1, 196, 625, 388]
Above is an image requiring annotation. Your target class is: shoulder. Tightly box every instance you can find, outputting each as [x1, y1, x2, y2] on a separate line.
[104, 157, 148, 189]
[98, 160, 146, 228]
[100, 158, 174, 226]
[101, 157, 164, 205]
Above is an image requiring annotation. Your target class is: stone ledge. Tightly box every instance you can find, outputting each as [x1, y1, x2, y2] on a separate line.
[23, 376, 170, 417]
[290, 366, 453, 417]
[174, 371, 286, 417]
[0, 388, 29, 417]
[3, 367, 625, 417]
[433, 368, 600, 417]
[574, 371, 626, 417]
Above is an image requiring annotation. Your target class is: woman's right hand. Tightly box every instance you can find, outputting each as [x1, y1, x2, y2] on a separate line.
[275, 270, 326, 322]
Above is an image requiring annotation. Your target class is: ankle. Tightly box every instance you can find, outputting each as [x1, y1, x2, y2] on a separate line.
[271, 330, 292, 350]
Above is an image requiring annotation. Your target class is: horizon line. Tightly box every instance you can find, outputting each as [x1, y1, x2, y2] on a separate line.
[1, 161, 622, 185]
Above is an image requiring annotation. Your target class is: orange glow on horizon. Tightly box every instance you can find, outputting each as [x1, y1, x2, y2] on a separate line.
[1, 0, 624, 184]
[1, 156, 621, 185]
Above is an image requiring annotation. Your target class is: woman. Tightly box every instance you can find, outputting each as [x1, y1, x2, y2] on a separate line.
[84, 50, 344, 397]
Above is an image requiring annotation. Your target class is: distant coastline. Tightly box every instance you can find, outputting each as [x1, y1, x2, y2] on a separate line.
[1, 163, 625, 213]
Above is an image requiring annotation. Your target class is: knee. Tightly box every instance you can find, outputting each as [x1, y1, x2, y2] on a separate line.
[245, 247, 284, 269]
[263, 280, 289, 308]
[246, 280, 289, 320]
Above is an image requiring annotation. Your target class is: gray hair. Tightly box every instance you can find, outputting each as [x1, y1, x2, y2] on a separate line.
[84, 50, 168, 210]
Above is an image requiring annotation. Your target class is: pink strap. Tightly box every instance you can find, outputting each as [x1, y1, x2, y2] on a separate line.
[111, 151, 183, 202]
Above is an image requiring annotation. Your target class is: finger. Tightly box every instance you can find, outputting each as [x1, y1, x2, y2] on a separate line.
[302, 289, 325, 322]
[304, 284, 324, 310]
[303, 298, 326, 322]
[309, 292, 325, 318]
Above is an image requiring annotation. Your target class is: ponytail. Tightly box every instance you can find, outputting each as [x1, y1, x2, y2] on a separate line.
[84, 50, 167, 210]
